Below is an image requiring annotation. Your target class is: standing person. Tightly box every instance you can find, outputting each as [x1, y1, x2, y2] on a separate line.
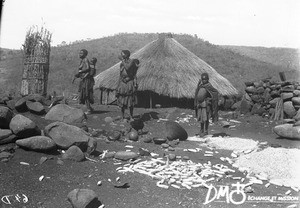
[75, 49, 93, 114]
[194, 73, 219, 137]
[116, 50, 139, 121]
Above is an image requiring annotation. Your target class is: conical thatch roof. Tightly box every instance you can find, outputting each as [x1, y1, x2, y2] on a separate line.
[94, 36, 238, 98]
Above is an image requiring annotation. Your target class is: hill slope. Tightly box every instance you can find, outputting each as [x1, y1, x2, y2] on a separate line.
[221, 45, 299, 70]
[0, 33, 299, 96]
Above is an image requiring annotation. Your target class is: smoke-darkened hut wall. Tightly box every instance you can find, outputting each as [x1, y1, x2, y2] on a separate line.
[21, 26, 52, 96]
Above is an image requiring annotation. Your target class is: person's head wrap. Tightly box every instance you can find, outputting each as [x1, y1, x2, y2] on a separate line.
[91, 57, 97, 65]
[201, 73, 209, 80]
[122, 50, 131, 58]
[80, 49, 88, 56]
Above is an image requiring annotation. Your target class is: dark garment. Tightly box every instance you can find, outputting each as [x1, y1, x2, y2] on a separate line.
[117, 58, 139, 108]
[79, 76, 94, 104]
[194, 80, 219, 122]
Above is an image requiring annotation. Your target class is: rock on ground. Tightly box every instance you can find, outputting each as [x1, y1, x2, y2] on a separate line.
[62, 146, 85, 162]
[294, 109, 300, 121]
[0, 151, 13, 161]
[273, 124, 300, 140]
[114, 151, 138, 161]
[25, 94, 46, 104]
[0, 129, 16, 144]
[16, 136, 57, 151]
[283, 101, 297, 118]
[15, 98, 28, 112]
[67, 188, 100, 208]
[26, 101, 45, 115]
[0, 106, 14, 129]
[44, 121, 90, 150]
[9, 114, 40, 138]
[45, 104, 85, 124]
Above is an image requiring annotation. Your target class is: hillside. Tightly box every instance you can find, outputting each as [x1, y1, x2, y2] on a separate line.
[221, 45, 300, 70]
[0, 33, 299, 97]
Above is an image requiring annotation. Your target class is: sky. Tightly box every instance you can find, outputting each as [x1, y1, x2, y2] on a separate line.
[0, 0, 300, 49]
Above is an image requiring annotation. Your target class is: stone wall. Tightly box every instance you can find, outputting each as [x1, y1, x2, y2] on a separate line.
[240, 79, 300, 119]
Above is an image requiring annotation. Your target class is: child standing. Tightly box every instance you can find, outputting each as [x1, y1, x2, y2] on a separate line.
[194, 73, 219, 137]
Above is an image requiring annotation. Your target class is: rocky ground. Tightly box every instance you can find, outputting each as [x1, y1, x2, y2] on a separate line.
[1, 101, 300, 208]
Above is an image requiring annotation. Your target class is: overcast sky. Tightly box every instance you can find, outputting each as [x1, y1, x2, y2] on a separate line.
[0, 0, 299, 49]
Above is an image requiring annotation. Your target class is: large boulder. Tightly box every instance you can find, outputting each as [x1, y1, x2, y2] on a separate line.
[0, 129, 16, 144]
[282, 85, 295, 92]
[283, 101, 297, 118]
[62, 146, 85, 162]
[292, 97, 300, 106]
[9, 114, 40, 138]
[16, 136, 56, 151]
[25, 94, 46, 104]
[114, 151, 138, 161]
[0, 106, 14, 129]
[294, 109, 300, 121]
[165, 121, 188, 141]
[44, 121, 90, 150]
[6, 100, 16, 110]
[240, 98, 251, 114]
[294, 90, 300, 97]
[282, 93, 294, 101]
[26, 101, 45, 115]
[15, 98, 28, 112]
[273, 124, 300, 140]
[67, 189, 100, 208]
[45, 104, 85, 124]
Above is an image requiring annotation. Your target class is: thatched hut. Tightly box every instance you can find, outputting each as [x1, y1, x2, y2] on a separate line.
[94, 34, 238, 108]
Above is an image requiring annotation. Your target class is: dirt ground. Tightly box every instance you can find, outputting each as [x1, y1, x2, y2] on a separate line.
[1, 103, 300, 208]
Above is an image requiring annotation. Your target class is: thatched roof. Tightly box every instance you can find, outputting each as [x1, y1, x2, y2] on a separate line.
[94, 36, 238, 98]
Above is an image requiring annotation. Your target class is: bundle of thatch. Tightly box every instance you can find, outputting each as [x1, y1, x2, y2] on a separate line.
[94, 35, 238, 101]
[22, 25, 52, 59]
[21, 25, 52, 96]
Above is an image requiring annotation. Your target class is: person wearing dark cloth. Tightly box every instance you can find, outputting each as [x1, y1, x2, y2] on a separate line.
[75, 49, 93, 114]
[194, 73, 219, 137]
[116, 50, 139, 121]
